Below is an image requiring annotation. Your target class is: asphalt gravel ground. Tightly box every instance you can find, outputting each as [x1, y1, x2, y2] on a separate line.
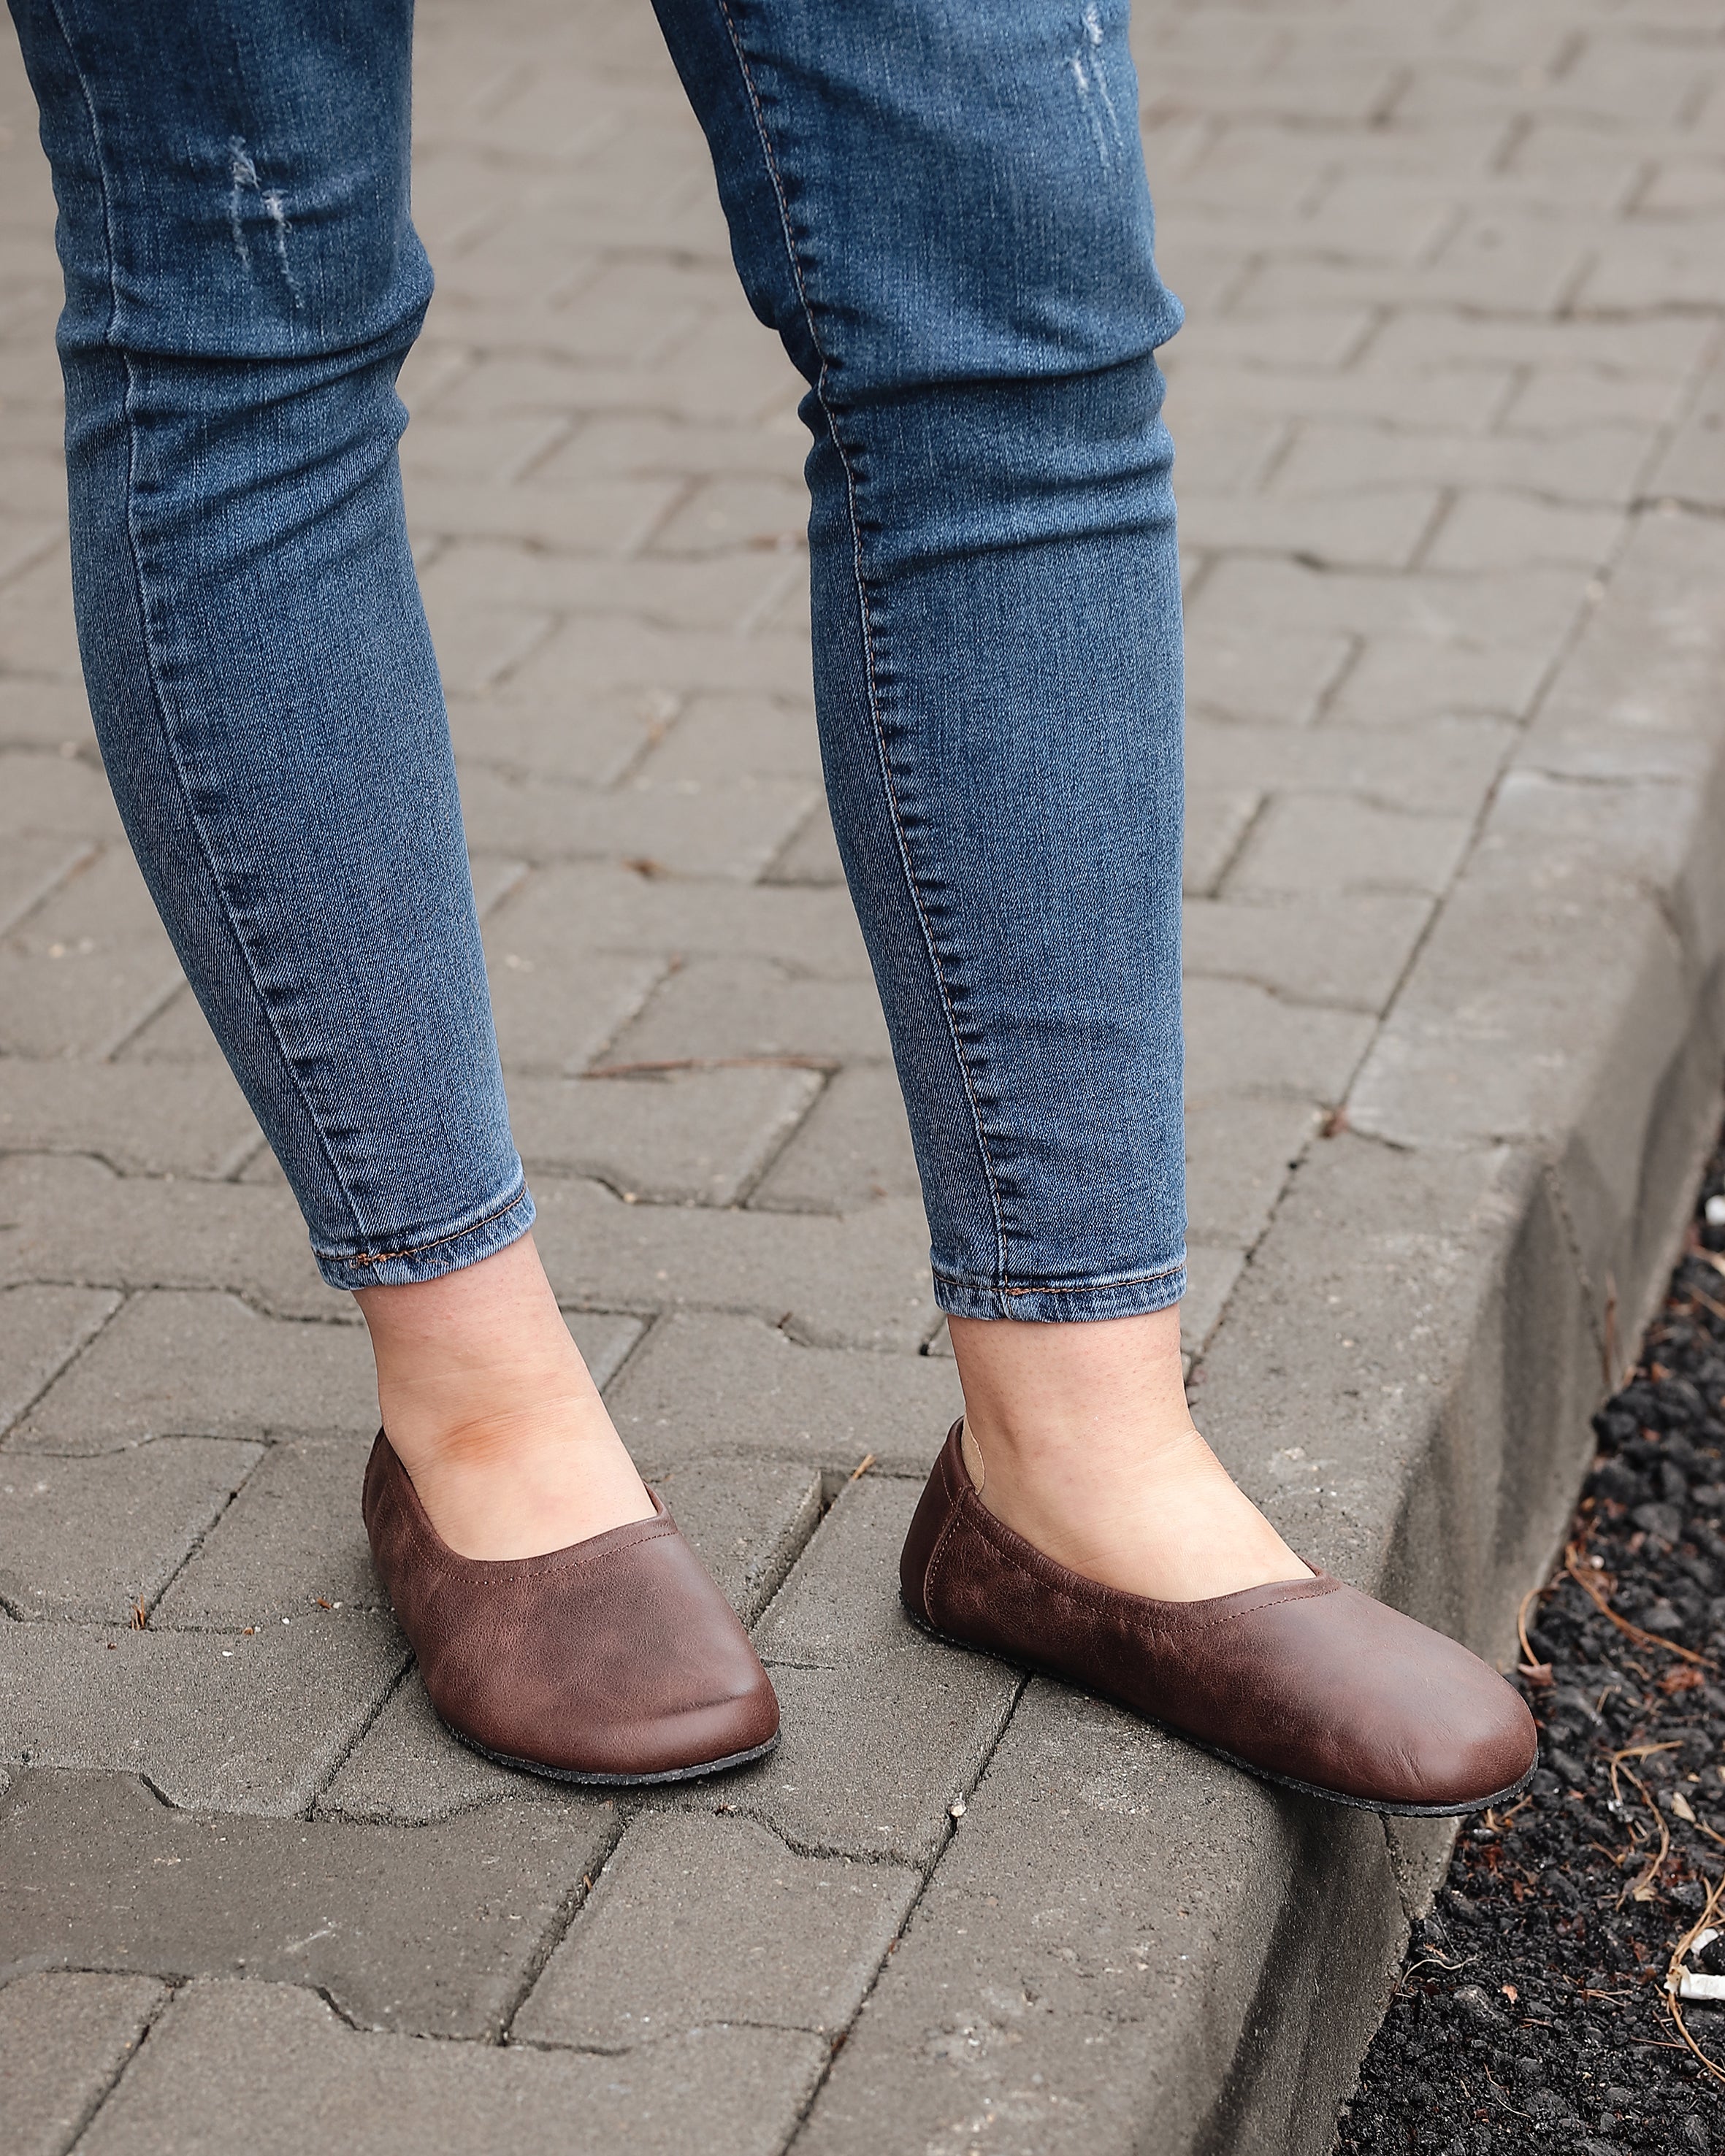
[1334, 1119, 1725, 2156]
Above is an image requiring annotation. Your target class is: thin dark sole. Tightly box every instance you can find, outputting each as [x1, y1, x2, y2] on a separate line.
[901, 1597, 1537, 1820]
[441, 1717, 781, 1789]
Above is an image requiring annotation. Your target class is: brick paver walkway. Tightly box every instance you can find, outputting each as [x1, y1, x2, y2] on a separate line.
[4, 1, 1723, 2150]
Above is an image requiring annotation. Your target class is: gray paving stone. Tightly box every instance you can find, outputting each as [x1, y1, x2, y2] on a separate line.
[1642, 345, 1725, 511]
[1363, 309, 1710, 380]
[530, 1179, 941, 1351]
[1181, 786, 1261, 898]
[1183, 891, 1432, 1013]
[410, 472, 686, 554]
[0, 675, 99, 753]
[763, 799, 846, 886]
[129, 1338, 638, 1630]
[77, 1978, 828, 2156]
[664, 1477, 1019, 1866]
[459, 764, 819, 883]
[0, 1438, 261, 1623]
[484, 859, 873, 978]
[516, 1811, 916, 2049]
[0, 846, 185, 1059]
[1181, 1243, 1247, 1361]
[794, 1681, 1405, 2156]
[1190, 1134, 1594, 1637]
[0, 1156, 343, 1321]
[0, 832, 93, 936]
[494, 611, 814, 705]
[570, 1309, 649, 1390]
[1177, 483, 1438, 569]
[0, 1283, 118, 1439]
[12, 1289, 372, 1454]
[1528, 507, 1725, 786]
[112, 979, 236, 1064]
[316, 1669, 607, 1825]
[1346, 512, 1725, 1359]
[650, 477, 806, 558]
[634, 691, 822, 786]
[1347, 772, 1699, 1162]
[648, 1454, 822, 1626]
[531, 411, 808, 488]
[610, 1311, 960, 1476]
[1423, 491, 1625, 572]
[1223, 792, 1475, 899]
[510, 1063, 822, 1202]
[600, 956, 892, 1067]
[0, 745, 122, 838]
[483, 916, 665, 1076]
[751, 1064, 919, 1213]
[0, 1769, 618, 2038]
[0, 1056, 261, 1177]
[1269, 419, 1652, 512]
[150, 1436, 378, 1627]
[1185, 713, 1515, 818]
[0, 1970, 168, 2156]
[1185, 1095, 1322, 1248]
[1183, 978, 1376, 1104]
[1184, 619, 1354, 727]
[446, 683, 670, 789]
[0, 1615, 407, 1816]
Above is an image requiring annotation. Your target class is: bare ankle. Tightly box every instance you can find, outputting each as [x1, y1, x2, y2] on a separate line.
[351, 1232, 652, 1558]
[946, 1305, 1308, 1599]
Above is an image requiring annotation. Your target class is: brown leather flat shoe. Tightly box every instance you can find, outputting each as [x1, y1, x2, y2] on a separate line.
[900, 1421, 1536, 1815]
[364, 1432, 779, 1785]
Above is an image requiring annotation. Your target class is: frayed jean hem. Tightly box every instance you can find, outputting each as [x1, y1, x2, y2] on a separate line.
[932, 1256, 1187, 1325]
[313, 1181, 537, 1291]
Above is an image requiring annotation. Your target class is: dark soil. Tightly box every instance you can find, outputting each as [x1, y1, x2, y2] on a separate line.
[1335, 1125, 1725, 2156]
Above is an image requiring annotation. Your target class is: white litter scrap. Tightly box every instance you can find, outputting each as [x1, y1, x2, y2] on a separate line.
[1669, 1930, 1725, 2000]
[1705, 1193, 1725, 1228]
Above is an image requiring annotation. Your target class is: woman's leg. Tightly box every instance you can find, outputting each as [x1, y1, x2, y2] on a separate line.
[9, 0, 649, 1558]
[651, 0, 1301, 1596]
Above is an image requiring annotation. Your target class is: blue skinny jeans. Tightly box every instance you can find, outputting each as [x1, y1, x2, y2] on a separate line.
[10, 0, 1189, 1324]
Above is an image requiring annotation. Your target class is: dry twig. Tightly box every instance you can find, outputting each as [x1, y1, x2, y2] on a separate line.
[1664, 1868, 1725, 2087]
[1565, 1545, 1714, 1669]
[1610, 1754, 1675, 1905]
[1516, 1583, 1553, 1681]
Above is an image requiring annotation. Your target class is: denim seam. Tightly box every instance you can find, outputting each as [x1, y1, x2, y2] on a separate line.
[45, 0, 373, 1251]
[931, 1256, 1187, 1297]
[711, 0, 1011, 1292]
[328, 1176, 530, 1270]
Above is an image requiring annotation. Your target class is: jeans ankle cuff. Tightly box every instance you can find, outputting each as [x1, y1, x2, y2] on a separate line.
[932, 1258, 1186, 1324]
[314, 1181, 537, 1291]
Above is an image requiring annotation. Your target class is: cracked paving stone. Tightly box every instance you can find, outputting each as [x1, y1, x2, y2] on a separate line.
[0, 1969, 169, 2156]
[649, 1477, 1020, 1866]
[75, 1977, 830, 2156]
[0, 1437, 261, 1622]
[0, 1614, 406, 1816]
[514, 1809, 917, 2048]
[0, 1768, 619, 2038]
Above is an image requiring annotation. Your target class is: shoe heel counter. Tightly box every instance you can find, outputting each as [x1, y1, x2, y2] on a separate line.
[361, 1430, 391, 1538]
[900, 1435, 961, 1624]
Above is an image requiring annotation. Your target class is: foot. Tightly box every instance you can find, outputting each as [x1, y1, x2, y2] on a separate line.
[353, 1232, 653, 1561]
[901, 1419, 1536, 1813]
[946, 1306, 1309, 1603]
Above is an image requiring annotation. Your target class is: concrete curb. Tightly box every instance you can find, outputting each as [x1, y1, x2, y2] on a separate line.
[804, 400, 1725, 2156]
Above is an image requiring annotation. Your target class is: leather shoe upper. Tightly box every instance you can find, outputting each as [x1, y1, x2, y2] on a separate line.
[364, 1431, 780, 1782]
[900, 1419, 1536, 1813]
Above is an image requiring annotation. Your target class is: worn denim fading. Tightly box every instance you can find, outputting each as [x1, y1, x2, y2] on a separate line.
[10, 0, 1189, 1320]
